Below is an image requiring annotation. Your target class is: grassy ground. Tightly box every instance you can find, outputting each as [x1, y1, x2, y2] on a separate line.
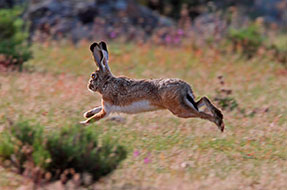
[0, 41, 286, 190]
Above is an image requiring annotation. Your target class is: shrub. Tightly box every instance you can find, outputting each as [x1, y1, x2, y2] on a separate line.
[214, 92, 238, 112]
[213, 76, 238, 112]
[269, 46, 287, 68]
[267, 35, 287, 68]
[228, 24, 264, 58]
[0, 121, 127, 184]
[0, 7, 32, 71]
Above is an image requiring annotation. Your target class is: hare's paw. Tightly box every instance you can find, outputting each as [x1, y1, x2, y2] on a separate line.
[214, 117, 224, 132]
[211, 107, 223, 120]
[79, 120, 90, 126]
[212, 108, 224, 132]
[83, 106, 102, 118]
[83, 111, 95, 118]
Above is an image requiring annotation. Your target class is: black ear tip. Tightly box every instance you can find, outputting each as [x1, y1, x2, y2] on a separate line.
[90, 42, 98, 52]
[99, 41, 107, 51]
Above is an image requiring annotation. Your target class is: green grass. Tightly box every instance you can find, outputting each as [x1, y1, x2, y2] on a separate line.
[270, 34, 287, 51]
[0, 41, 287, 189]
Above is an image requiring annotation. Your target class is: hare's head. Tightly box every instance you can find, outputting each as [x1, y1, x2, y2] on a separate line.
[88, 41, 112, 93]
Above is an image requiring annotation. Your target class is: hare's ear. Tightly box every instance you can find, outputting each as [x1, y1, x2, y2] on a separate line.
[99, 41, 111, 73]
[90, 42, 105, 71]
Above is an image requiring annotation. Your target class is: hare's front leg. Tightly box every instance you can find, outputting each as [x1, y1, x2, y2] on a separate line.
[80, 109, 109, 125]
[83, 106, 102, 118]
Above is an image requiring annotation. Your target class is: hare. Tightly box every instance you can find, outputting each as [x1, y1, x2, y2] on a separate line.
[81, 41, 224, 132]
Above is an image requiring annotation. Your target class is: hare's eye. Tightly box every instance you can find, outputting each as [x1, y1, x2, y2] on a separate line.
[91, 73, 96, 79]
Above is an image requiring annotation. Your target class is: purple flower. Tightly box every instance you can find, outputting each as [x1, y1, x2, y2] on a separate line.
[177, 29, 184, 36]
[144, 157, 151, 164]
[165, 35, 171, 43]
[133, 150, 140, 157]
[110, 31, 116, 39]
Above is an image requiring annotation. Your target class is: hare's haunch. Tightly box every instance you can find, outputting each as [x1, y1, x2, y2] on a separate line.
[81, 42, 224, 132]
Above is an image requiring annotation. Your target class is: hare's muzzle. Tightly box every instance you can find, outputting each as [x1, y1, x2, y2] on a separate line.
[89, 83, 95, 90]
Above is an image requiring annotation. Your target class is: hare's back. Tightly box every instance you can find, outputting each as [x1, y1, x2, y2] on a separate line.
[104, 77, 161, 104]
[155, 78, 192, 94]
[121, 78, 191, 97]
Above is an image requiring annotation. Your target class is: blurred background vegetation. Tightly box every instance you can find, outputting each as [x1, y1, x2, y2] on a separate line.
[0, 0, 286, 70]
[0, 0, 286, 189]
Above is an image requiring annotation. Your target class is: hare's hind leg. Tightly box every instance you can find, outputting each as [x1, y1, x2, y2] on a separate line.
[83, 106, 102, 118]
[168, 104, 216, 126]
[196, 97, 224, 132]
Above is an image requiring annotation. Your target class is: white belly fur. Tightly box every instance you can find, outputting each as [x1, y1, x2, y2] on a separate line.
[106, 100, 158, 114]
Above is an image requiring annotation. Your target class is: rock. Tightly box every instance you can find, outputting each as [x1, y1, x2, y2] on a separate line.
[193, 13, 228, 40]
[23, 0, 174, 42]
[75, 2, 98, 24]
[0, 0, 26, 8]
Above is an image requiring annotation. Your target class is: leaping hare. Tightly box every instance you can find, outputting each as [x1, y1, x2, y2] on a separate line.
[81, 42, 224, 132]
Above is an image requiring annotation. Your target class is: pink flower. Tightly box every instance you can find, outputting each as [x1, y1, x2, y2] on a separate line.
[110, 31, 116, 38]
[177, 29, 184, 36]
[144, 157, 151, 164]
[165, 35, 171, 43]
[133, 150, 140, 157]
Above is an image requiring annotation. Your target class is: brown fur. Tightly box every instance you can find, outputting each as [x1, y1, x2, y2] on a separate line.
[81, 42, 224, 132]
